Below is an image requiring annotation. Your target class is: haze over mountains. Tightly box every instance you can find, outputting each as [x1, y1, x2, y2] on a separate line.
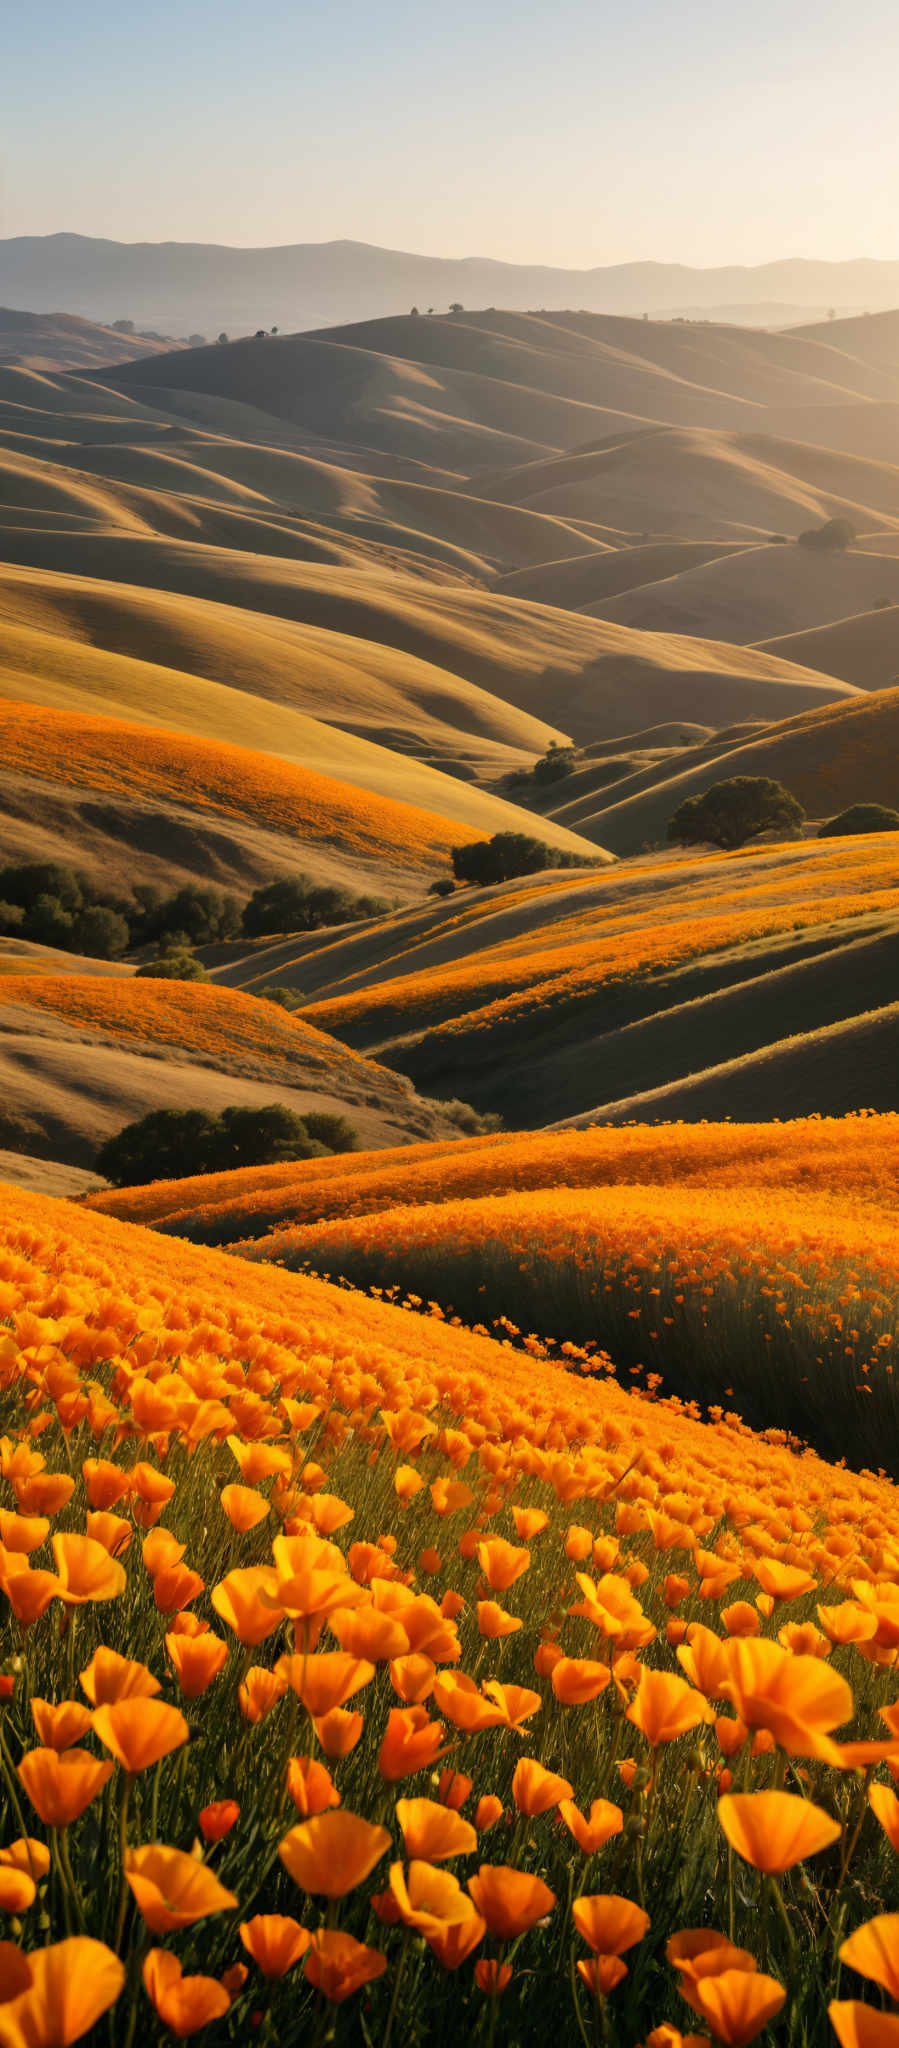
[5, 234, 899, 336]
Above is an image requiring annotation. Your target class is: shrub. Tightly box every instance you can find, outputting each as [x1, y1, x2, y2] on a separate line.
[532, 744, 578, 785]
[667, 776, 806, 852]
[135, 948, 210, 982]
[256, 986, 297, 1007]
[133, 887, 242, 948]
[242, 876, 390, 938]
[96, 1102, 334, 1186]
[301, 1111, 360, 1153]
[428, 879, 456, 898]
[820, 803, 899, 836]
[451, 833, 590, 887]
[70, 904, 130, 958]
[797, 517, 855, 551]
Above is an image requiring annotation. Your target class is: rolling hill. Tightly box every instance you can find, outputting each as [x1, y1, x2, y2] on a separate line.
[0, 306, 184, 371]
[0, 970, 469, 1167]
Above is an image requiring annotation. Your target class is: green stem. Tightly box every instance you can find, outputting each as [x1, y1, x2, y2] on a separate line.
[380, 1928, 411, 2048]
[113, 1774, 134, 1953]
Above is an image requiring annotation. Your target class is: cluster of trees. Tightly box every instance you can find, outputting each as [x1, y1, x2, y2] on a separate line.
[242, 876, 391, 939]
[667, 779, 899, 851]
[448, 832, 593, 889]
[0, 865, 391, 966]
[97, 1102, 360, 1188]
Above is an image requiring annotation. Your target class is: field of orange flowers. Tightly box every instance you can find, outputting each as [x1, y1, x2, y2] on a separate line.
[297, 836, 899, 1047]
[0, 975, 384, 1089]
[0, 700, 474, 873]
[247, 1176, 899, 1471]
[87, 1113, 899, 1244]
[2, 1184, 899, 2045]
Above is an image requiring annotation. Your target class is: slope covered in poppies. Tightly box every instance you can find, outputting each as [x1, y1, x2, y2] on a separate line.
[2, 1180, 899, 2043]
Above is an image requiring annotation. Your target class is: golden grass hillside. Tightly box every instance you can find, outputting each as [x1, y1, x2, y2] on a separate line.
[567, 686, 899, 855]
[0, 973, 466, 1166]
[0, 306, 185, 371]
[587, 541, 899, 645]
[5, 1177, 899, 2041]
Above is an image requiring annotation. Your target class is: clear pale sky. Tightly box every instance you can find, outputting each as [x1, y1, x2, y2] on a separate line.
[4, 0, 899, 266]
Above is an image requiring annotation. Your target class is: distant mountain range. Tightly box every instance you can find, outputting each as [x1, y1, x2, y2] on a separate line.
[2, 234, 899, 338]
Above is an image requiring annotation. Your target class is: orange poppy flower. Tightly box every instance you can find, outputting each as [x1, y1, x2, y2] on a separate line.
[0, 1936, 124, 2044]
[511, 1507, 548, 1540]
[286, 1755, 341, 1817]
[512, 1758, 573, 1817]
[13, 1473, 75, 1518]
[211, 1567, 284, 1646]
[721, 1639, 853, 1756]
[676, 1625, 733, 1701]
[720, 1604, 762, 1639]
[388, 1860, 476, 1936]
[718, 1792, 841, 1873]
[18, 1748, 114, 1828]
[269, 1534, 363, 1629]
[438, 1769, 473, 1811]
[378, 1706, 449, 1780]
[667, 1928, 758, 1983]
[476, 1601, 522, 1640]
[829, 2003, 899, 2046]
[395, 1798, 477, 1862]
[0, 1867, 37, 1914]
[577, 1956, 629, 1996]
[279, 1810, 390, 1898]
[220, 1484, 270, 1533]
[314, 1708, 365, 1759]
[240, 1915, 311, 1979]
[572, 1893, 650, 1955]
[79, 1647, 160, 1706]
[0, 1562, 60, 1627]
[51, 1534, 126, 1605]
[475, 1796, 504, 1831]
[476, 1538, 531, 1592]
[165, 1630, 228, 1699]
[551, 1657, 612, 1705]
[142, 1530, 185, 1576]
[303, 1929, 386, 2003]
[715, 1716, 749, 1759]
[152, 1562, 205, 1615]
[275, 1651, 374, 1717]
[0, 1839, 50, 1884]
[868, 1783, 899, 1851]
[570, 1573, 655, 1648]
[475, 1959, 513, 1996]
[777, 1622, 830, 1659]
[818, 1604, 878, 1648]
[0, 1511, 50, 1554]
[467, 1865, 556, 1939]
[752, 1559, 816, 1602]
[239, 1667, 288, 1725]
[389, 1654, 437, 1704]
[30, 1698, 93, 1752]
[839, 1914, 899, 2000]
[82, 1459, 131, 1510]
[199, 1801, 240, 1843]
[93, 1697, 188, 1774]
[84, 1512, 131, 1559]
[142, 1949, 230, 2037]
[684, 1967, 786, 2045]
[425, 1903, 487, 1971]
[627, 1667, 712, 1746]
[559, 1799, 624, 1855]
[330, 1606, 411, 1661]
[125, 1845, 238, 1932]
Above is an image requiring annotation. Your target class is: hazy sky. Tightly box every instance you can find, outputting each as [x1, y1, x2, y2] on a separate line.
[5, 0, 899, 266]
